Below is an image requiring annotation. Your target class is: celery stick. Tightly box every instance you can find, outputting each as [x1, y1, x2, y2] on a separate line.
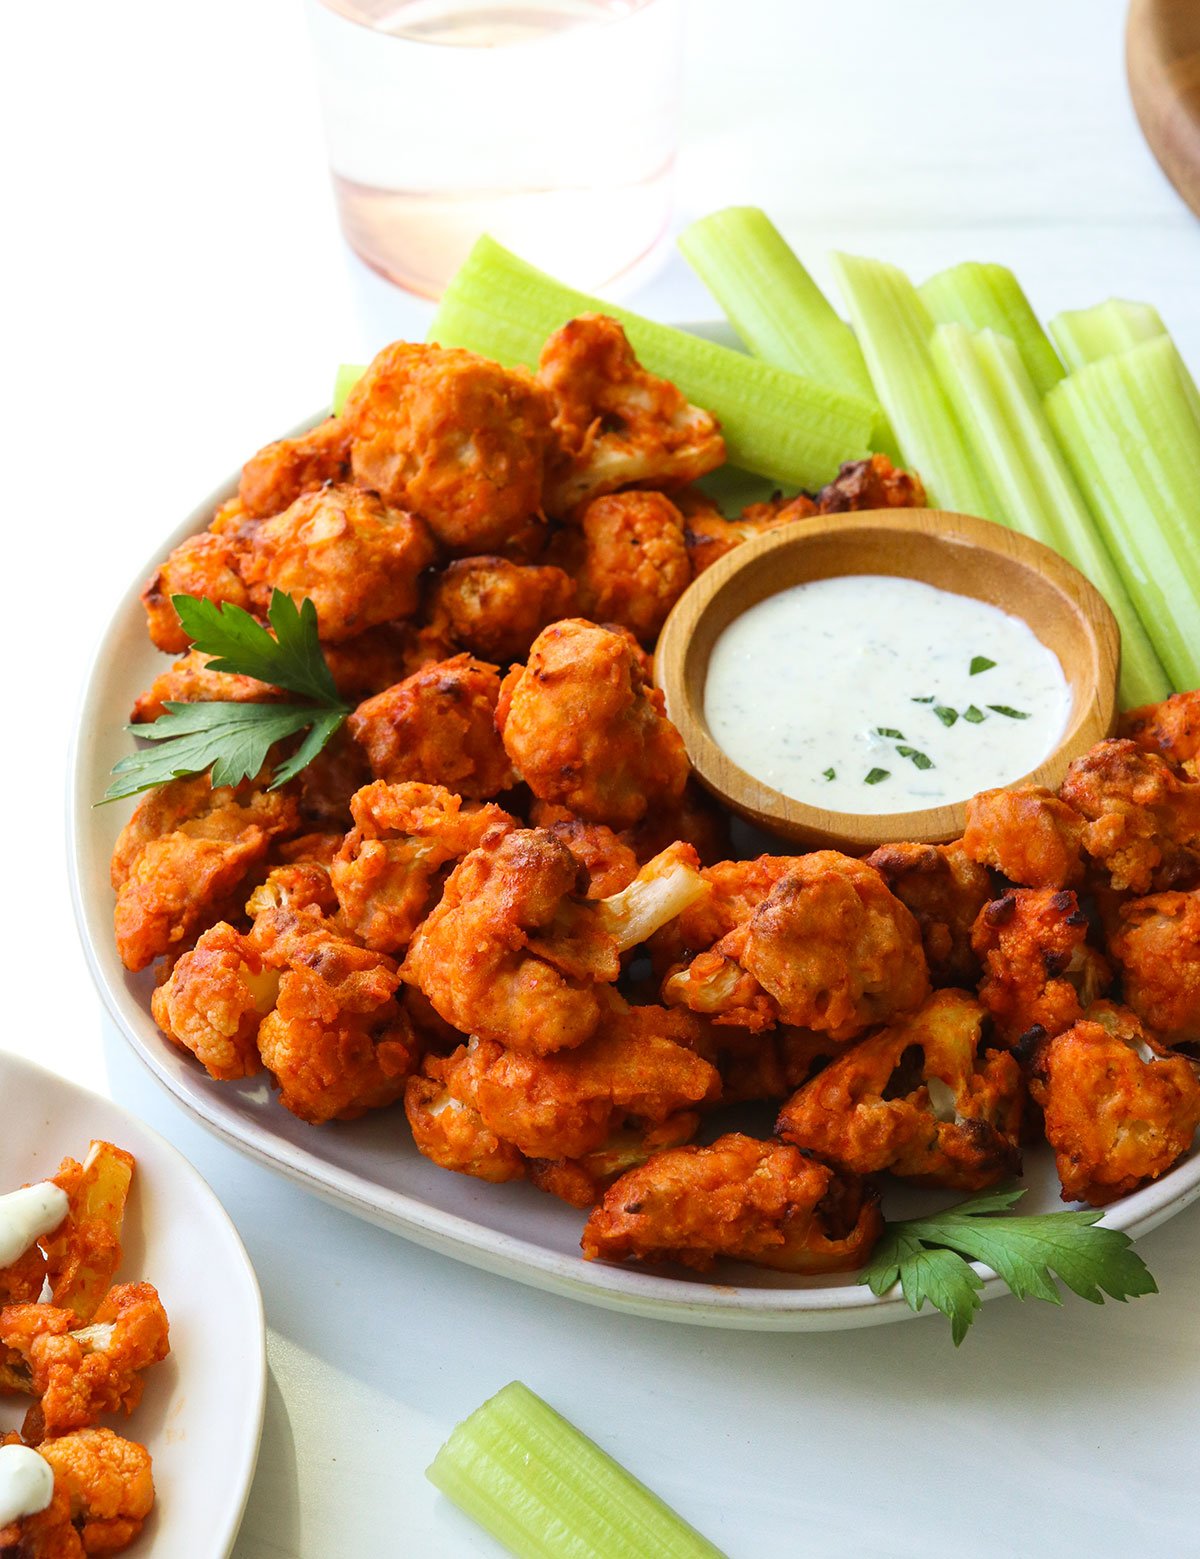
[919, 262, 1065, 398]
[678, 208, 897, 460]
[1045, 335, 1200, 692]
[1048, 299, 1166, 371]
[332, 362, 366, 416]
[1050, 299, 1200, 426]
[829, 252, 999, 517]
[427, 1382, 726, 1559]
[678, 208, 876, 398]
[429, 235, 876, 489]
[930, 324, 1168, 706]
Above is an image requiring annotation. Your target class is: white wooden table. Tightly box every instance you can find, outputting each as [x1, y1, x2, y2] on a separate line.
[5, 1, 1200, 1552]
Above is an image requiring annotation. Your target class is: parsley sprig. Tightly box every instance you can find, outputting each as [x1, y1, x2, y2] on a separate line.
[859, 1186, 1157, 1344]
[103, 591, 351, 802]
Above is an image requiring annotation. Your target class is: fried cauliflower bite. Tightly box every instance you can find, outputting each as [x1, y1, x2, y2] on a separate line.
[962, 785, 1086, 889]
[130, 649, 280, 724]
[342, 341, 555, 553]
[110, 776, 300, 972]
[239, 485, 436, 643]
[676, 488, 814, 577]
[528, 802, 640, 898]
[497, 619, 689, 828]
[1059, 738, 1200, 893]
[349, 653, 515, 799]
[0, 1284, 169, 1441]
[150, 922, 277, 1081]
[814, 453, 927, 513]
[777, 990, 1024, 1190]
[648, 854, 803, 976]
[581, 1133, 882, 1273]
[426, 555, 576, 665]
[331, 780, 516, 952]
[406, 1002, 718, 1184]
[864, 840, 992, 987]
[140, 530, 252, 653]
[237, 415, 352, 520]
[402, 829, 704, 1056]
[691, 1023, 844, 1105]
[0, 1452, 83, 1559]
[570, 491, 692, 645]
[538, 314, 725, 514]
[624, 781, 731, 869]
[1108, 890, 1200, 1047]
[664, 852, 930, 1041]
[37, 1429, 154, 1556]
[1029, 1008, 1200, 1204]
[1119, 690, 1200, 778]
[971, 888, 1110, 1049]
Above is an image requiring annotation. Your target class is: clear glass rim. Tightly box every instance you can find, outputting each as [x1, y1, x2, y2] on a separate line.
[310, 0, 667, 50]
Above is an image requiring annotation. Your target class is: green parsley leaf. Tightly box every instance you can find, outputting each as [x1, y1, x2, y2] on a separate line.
[896, 745, 934, 770]
[101, 591, 352, 803]
[934, 705, 958, 727]
[988, 704, 1031, 720]
[911, 696, 935, 704]
[864, 767, 890, 785]
[969, 656, 996, 676]
[858, 1185, 1157, 1344]
[963, 705, 986, 723]
[822, 767, 836, 781]
[173, 591, 343, 706]
[875, 727, 905, 740]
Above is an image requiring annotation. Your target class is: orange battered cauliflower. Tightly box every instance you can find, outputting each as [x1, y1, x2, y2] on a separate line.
[1120, 689, 1200, 778]
[972, 887, 1110, 1048]
[538, 314, 725, 514]
[349, 653, 515, 799]
[527, 802, 640, 898]
[241, 485, 436, 642]
[571, 490, 692, 644]
[38, 1428, 155, 1555]
[150, 922, 277, 1081]
[776, 989, 1024, 1190]
[497, 619, 688, 828]
[425, 555, 576, 665]
[1060, 738, 1200, 893]
[581, 1133, 882, 1273]
[1029, 1007, 1200, 1204]
[664, 852, 929, 1041]
[110, 775, 299, 971]
[331, 780, 516, 952]
[1108, 889, 1200, 1048]
[237, 415, 352, 520]
[343, 341, 555, 552]
[864, 840, 991, 987]
[140, 530, 253, 654]
[962, 785, 1086, 889]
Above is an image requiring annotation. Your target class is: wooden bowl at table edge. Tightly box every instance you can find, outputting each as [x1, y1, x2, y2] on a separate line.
[654, 508, 1120, 851]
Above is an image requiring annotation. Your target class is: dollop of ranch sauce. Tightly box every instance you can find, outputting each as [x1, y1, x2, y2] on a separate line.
[0, 1444, 55, 1527]
[0, 1182, 69, 1269]
[704, 575, 1071, 814]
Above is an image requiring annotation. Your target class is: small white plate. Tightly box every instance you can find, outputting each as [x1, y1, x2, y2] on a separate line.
[0, 1050, 265, 1556]
[67, 376, 1200, 1331]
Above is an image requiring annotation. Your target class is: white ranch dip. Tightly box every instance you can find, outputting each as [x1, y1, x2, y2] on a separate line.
[0, 1182, 69, 1268]
[704, 574, 1071, 814]
[0, 1444, 55, 1526]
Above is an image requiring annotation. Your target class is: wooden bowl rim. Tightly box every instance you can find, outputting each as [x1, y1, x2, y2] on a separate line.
[655, 507, 1120, 851]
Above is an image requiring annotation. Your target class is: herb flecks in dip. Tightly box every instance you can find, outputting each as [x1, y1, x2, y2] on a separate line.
[703, 574, 1071, 814]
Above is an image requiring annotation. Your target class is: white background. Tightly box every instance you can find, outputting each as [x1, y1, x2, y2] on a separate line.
[4, 1, 1200, 1554]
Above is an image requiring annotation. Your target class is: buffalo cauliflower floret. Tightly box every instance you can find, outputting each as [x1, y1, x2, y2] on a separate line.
[962, 784, 1086, 889]
[425, 555, 576, 665]
[972, 887, 1110, 1048]
[1059, 738, 1200, 893]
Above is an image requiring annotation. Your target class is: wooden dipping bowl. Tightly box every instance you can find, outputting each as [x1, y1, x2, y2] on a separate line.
[655, 508, 1119, 851]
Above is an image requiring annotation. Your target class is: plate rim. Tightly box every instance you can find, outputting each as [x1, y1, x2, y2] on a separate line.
[65, 381, 1200, 1331]
[0, 1047, 267, 1558]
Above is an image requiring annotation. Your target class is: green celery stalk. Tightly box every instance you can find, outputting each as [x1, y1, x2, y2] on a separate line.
[919, 261, 1065, 398]
[332, 362, 366, 416]
[1049, 299, 1200, 426]
[829, 252, 999, 516]
[929, 324, 1169, 706]
[1045, 335, 1200, 692]
[1048, 299, 1167, 370]
[428, 235, 876, 489]
[678, 208, 876, 398]
[427, 1382, 726, 1559]
[678, 208, 897, 459]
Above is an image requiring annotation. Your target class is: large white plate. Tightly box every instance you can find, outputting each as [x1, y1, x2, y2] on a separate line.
[67, 383, 1200, 1331]
[0, 1050, 265, 1556]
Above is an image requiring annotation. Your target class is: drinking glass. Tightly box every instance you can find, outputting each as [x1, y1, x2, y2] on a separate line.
[306, 0, 686, 298]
